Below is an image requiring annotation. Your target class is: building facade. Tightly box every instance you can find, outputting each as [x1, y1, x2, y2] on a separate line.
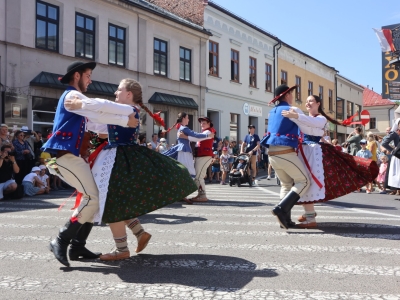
[0, 0, 210, 142]
[335, 75, 364, 142]
[203, 3, 278, 141]
[277, 44, 337, 129]
[363, 86, 396, 135]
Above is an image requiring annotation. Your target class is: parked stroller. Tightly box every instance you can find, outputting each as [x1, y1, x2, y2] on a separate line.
[228, 154, 253, 187]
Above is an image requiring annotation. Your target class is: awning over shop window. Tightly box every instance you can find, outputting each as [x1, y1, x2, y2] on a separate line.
[148, 92, 198, 109]
[30, 72, 118, 97]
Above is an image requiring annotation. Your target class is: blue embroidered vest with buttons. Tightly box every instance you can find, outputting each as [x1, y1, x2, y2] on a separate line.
[41, 87, 87, 156]
[260, 101, 299, 148]
[104, 106, 139, 149]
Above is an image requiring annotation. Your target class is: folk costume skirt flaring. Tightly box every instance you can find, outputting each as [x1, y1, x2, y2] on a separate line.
[92, 144, 197, 224]
[297, 143, 379, 204]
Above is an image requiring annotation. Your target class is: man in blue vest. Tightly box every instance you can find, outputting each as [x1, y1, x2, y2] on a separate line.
[42, 61, 139, 267]
[260, 84, 310, 229]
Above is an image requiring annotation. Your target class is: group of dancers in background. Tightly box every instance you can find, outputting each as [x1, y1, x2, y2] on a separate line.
[42, 61, 378, 267]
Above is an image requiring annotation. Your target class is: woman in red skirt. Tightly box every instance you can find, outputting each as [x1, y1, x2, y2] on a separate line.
[281, 95, 379, 228]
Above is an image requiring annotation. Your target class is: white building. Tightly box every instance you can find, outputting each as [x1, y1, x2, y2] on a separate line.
[0, 0, 210, 142]
[204, 2, 278, 141]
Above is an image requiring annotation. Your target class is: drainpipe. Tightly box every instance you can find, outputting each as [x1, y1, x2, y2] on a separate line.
[137, 13, 139, 81]
[335, 75, 338, 140]
[273, 40, 282, 92]
[199, 36, 202, 130]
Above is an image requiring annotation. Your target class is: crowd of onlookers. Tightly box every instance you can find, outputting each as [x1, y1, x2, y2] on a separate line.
[2, 121, 398, 200]
[0, 123, 66, 200]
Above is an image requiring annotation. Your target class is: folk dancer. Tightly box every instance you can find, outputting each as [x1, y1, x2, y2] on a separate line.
[42, 62, 139, 267]
[260, 84, 311, 229]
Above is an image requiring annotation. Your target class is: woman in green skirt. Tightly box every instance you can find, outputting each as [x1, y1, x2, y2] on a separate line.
[66, 78, 197, 261]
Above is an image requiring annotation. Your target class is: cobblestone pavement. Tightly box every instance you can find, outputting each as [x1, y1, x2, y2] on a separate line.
[1, 173, 400, 300]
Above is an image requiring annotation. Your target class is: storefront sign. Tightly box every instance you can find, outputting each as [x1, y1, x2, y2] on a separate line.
[382, 23, 400, 100]
[243, 103, 262, 116]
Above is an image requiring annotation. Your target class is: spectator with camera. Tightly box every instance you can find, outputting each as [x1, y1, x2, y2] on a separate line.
[0, 144, 20, 200]
[156, 137, 169, 154]
[12, 130, 35, 184]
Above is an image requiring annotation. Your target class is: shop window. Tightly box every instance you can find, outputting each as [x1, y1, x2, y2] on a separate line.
[230, 113, 239, 142]
[32, 96, 58, 136]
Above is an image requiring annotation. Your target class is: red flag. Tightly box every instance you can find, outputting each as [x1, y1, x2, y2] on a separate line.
[373, 28, 396, 52]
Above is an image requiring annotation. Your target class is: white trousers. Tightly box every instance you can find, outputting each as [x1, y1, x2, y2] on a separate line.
[56, 154, 99, 224]
[194, 156, 212, 195]
[268, 146, 310, 199]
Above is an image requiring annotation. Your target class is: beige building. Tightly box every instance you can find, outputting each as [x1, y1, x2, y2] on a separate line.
[277, 44, 337, 122]
[363, 86, 396, 136]
[0, 0, 210, 142]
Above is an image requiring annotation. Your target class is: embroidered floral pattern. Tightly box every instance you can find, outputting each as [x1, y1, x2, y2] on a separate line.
[101, 145, 197, 223]
[296, 144, 379, 204]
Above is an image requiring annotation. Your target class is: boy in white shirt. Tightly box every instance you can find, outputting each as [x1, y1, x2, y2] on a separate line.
[22, 167, 46, 196]
[38, 165, 50, 193]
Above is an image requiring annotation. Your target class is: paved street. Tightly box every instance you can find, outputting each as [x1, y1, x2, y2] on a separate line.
[1, 173, 400, 299]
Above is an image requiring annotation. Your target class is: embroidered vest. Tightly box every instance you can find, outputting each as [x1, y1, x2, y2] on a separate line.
[197, 127, 216, 157]
[41, 87, 87, 156]
[261, 101, 299, 148]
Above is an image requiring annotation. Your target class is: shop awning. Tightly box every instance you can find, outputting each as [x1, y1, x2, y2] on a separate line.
[30, 72, 118, 97]
[148, 92, 198, 109]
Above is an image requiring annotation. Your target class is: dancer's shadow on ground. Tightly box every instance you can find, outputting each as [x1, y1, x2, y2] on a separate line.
[65, 253, 278, 289]
[187, 200, 270, 208]
[305, 222, 400, 241]
[327, 200, 398, 210]
[139, 213, 207, 225]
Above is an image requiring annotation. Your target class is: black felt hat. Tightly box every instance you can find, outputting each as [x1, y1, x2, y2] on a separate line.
[198, 116, 214, 128]
[269, 84, 297, 104]
[59, 61, 96, 84]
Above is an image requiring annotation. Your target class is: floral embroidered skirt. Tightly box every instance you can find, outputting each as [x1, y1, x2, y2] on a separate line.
[102, 145, 197, 223]
[297, 144, 379, 204]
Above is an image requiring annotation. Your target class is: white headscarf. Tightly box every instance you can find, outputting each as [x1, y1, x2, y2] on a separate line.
[391, 118, 400, 132]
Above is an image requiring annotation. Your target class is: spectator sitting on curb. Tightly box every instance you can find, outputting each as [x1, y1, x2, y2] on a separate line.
[38, 165, 50, 193]
[0, 144, 20, 200]
[22, 166, 47, 196]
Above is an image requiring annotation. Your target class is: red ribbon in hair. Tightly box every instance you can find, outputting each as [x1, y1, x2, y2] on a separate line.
[342, 112, 362, 126]
[149, 111, 166, 128]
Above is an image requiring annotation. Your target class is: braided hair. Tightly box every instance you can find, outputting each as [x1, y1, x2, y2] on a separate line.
[120, 78, 164, 127]
[312, 95, 343, 126]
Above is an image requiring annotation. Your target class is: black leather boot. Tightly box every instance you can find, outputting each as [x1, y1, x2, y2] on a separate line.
[280, 211, 296, 229]
[49, 220, 82, 267]
[272, 191, 300, 229]
[69, 222, 101, 260]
